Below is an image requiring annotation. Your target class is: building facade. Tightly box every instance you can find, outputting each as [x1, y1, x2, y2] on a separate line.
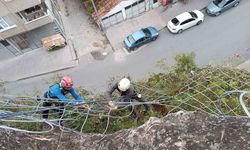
[0, 0, 64, 59]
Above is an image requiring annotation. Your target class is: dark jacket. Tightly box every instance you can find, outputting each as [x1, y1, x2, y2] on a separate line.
[107, 83, 137, 102]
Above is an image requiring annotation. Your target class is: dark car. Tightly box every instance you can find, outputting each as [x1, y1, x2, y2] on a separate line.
[206, 0, 241, 16]
[124, 27, 159, 51]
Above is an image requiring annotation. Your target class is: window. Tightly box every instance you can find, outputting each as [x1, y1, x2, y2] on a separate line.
[189, 11, 198, 19]
[142, 28, 151, 37]
[153, 0, 158, 3]
[213, 0, 223, 5]
[143, 37, 149, 41]
[138, 0, 144, 4]
[0, 40, 10, 47]
[180, 18, 195, 25]
[136, 38, 144, 44]
[224, 0, 234, 6]
[171, 18, 180, 26]
[180, 20, 188, 25]
[0, 16, 15, 31]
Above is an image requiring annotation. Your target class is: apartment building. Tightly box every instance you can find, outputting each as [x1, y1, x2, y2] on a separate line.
[0, 0, 64, 59]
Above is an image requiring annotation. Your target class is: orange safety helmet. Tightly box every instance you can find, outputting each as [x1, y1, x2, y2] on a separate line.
[61, 76, 73, 90]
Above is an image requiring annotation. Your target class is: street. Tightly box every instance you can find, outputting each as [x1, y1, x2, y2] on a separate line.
[3, 0, 250, 96]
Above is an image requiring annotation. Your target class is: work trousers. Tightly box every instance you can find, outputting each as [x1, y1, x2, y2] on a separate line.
[42, 92, 65, 120]
[121, 94, 149, 119]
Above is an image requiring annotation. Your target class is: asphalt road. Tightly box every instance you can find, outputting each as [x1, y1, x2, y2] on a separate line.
[3, 0, 250, 96]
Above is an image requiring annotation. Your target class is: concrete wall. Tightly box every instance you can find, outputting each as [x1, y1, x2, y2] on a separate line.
[102, 0, 138, 18]
[0, 2, 9, 16]
[102, 0, 160, 19]
[101, 0, 160, 28]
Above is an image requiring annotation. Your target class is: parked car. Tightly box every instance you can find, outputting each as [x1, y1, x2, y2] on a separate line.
[123, 27, 159, 51]
[167, 10, 204, 34]
[206, 0, 241, 16]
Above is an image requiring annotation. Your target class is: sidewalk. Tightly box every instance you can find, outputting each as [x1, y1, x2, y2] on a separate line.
[0, 45, 77, 82]
[58, 0, 113, 59]
[106, 0, 210, 52]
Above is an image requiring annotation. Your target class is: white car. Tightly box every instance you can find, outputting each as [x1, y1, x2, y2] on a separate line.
[167, 10, 204, 34]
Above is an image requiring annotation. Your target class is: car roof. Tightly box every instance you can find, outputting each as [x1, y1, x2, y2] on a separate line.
[131, 30, 145, 41]
[147, 27, 157, 33]
[175, 12, 192, 23]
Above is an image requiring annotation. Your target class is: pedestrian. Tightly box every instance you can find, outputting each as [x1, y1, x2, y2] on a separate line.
[42, 76, 87, 124]
[107, 78, 150, 119]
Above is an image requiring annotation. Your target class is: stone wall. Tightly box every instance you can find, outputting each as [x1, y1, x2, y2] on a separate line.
[1, 111, 250, 150]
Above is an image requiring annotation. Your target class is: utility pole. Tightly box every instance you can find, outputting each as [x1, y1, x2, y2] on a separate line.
[90, 0, 103, 31]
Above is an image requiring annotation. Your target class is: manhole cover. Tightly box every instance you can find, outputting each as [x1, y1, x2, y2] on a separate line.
[92, 42, 103, 48]
[91, 50, 108, 60]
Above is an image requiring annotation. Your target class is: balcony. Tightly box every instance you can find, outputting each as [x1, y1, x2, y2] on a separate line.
[17, 2, 54, 30]
[17, 2, 48, 22]
[2, 0, 42, 13]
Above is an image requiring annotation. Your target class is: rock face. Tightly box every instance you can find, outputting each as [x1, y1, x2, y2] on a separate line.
[1, 111, 250, 150]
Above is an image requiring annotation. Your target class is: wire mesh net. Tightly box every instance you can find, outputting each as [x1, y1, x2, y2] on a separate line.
[0, 66, 250, 136]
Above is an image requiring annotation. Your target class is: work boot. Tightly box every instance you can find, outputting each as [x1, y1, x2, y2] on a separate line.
[131, 112, 138, 120]
[57, 120, 64, 127]
[36, 96, 41, 101]
[144, 104, 150, 111]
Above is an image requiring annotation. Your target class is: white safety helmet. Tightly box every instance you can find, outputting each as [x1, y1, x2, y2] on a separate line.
[118, 78, 131, 92]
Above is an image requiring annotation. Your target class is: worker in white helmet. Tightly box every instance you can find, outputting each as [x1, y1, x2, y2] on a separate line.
[107, 78, 150, 119]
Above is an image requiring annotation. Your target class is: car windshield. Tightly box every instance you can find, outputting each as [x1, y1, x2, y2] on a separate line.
[171, 18, 179, 26]
[189, 11, 198, 18]
[127, 35, 135, 44]
[142, 28, 151, 37]
[213, 0, 223, 6]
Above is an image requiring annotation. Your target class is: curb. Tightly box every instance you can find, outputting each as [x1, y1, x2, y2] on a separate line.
[200, 7, 207, 12]
[103, 31, 116, 52]
[16, 66, 76, 81]
[3, 63, 78, 84]
[67, 37, 79, 61]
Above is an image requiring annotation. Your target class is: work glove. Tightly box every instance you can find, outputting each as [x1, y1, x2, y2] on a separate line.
[74, 101, 89, 109]
[36, 96, 41, 101]
[108, 101, 117, 111]
[79, 104, 90, 109]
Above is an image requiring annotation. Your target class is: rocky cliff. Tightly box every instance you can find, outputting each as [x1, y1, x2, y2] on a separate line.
[1, 111, 250, 150]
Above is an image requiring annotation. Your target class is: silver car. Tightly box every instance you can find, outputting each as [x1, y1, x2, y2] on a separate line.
[206, 0, 240, 16]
